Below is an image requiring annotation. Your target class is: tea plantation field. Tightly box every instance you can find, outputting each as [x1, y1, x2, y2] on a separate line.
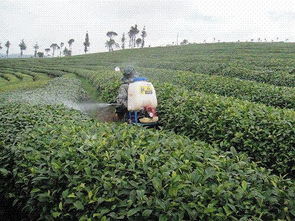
[0, 43, 295, 220]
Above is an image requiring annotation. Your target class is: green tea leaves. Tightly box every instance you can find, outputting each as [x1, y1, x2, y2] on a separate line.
[74, 201, 84, 210]
[241, 180, 248, 191]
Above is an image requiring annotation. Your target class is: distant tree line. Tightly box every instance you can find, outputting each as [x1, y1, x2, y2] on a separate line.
[0, 25, 147, 58]
[105, 25, 147, 52]
[43, 39, 75, 58]
[1, 26, 291, 57]
[0, 25, 147, 57]
[0, 33, 86, 58]
[166, 36, 291, 47]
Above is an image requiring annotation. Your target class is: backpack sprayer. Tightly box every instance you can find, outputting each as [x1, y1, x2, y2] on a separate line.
[114, 67, 159, 127]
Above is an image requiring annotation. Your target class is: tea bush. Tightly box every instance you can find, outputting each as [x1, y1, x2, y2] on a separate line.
[72, 68, 295, 176]
[1, 76, 87, 105]
[0, 69, 24, 80]
[138, 67, 295, 109]
[0, 103, 89, 213]
[220, 65, 295, 87]
[0, 73, 11, 81]
[157, 83, 295, 176]
[1, 43, 295, 220]
[13, 66, 65, 78]
[0, 103, 294, 220]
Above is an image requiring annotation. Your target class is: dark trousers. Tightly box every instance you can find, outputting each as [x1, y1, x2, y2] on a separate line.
[116, 106, 128, 121]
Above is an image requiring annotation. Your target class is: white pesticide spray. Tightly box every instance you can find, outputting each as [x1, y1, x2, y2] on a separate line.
[3, 76, 118, 122]
[62, 101, 110, 112]
[64, 101, 117, 122]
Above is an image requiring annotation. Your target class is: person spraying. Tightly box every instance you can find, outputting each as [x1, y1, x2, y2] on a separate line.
[115, 66, 158, 126]
[116, 66, 138, 119]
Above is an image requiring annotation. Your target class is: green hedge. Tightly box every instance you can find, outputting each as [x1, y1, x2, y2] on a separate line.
[2, 66, 65, 78]
[2, 68, 40, 81]
[157, 83, 295, 176]
[0, 103, 88, 147]
[1, 103, 294, 220]
[220, 65, 295, 87]
[61, 67, 120, 102]
[18, 66, 65, 77]
[0, 69, 24, 80]
[0, 73, 11, 81]
[138, 67, 295, 109]
[70, 68, 295, 176]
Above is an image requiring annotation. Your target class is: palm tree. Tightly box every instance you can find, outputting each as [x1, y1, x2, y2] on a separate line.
[133, 25, 140, 47]
[180, 39, 189, 45]
[33, 43, 39, 57]
[37, 52, 44, 58]
[128, 31, 133, 48]
[5, 41, 11, 58]
[106, 31, 119, 52]
[63, 47, 70, 56]
[105, 39, 119, 52]
[121, 33, 126, 49]
[45, 48, 50, 56]
[57, 45, 61, 56]
[19, 39, 27, 57]
[0, 43, 2, 52]
[128, 25, 139, 48]
[136, 38, 142, 47]
[60, 42, 64, 57]
[50, 43, 59, 57]
[83, 32, 90, 53]
[141, 26, 147, 48]
[106, 31, 118, 40]
[68, 39, 74, 55]
[133, 25, 139, 47]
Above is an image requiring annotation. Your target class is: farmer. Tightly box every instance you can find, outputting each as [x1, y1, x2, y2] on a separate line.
[116, 66, 138, 119]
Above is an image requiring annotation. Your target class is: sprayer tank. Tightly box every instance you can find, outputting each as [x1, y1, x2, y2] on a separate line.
[127, 78, 157, 111]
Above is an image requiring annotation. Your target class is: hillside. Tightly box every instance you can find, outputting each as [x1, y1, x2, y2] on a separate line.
[0, 43, 295, 220]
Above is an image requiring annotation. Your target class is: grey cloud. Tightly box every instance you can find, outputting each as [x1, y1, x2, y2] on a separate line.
[268, 11, 295, 21]
[189, 13, 217, 22]
[1, 0, 294, 55]
[87, 0, 203, 21]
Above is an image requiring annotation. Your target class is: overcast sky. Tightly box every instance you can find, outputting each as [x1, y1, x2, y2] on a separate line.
[1, 0, 295, 55]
